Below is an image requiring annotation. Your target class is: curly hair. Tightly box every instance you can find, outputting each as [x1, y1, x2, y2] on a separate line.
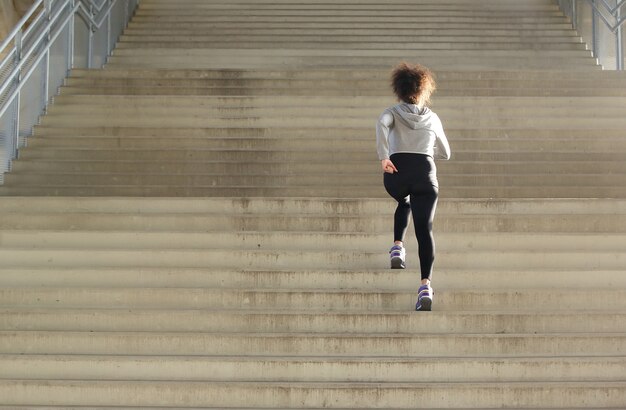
[391, 62, 437, 105]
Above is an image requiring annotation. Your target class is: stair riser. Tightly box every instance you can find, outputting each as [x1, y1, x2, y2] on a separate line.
[0, 380, 624, 408]
[11, 161, 626, 175]
[126, 21, 574, 29]
[21, 138, 626, 154]
[3, 311, 625, 333]
[116, 42, 588, 51]
[0, 356, 623, 383]
[1, 332, 625, 356]
[3, 186, 625, 198]
[44, 102, 626, 117]
[0, 215, 623, 233]
[1, 197, 621, 214]
[60, 85, 619, 96]
[20, 150, 625, 162]
[0, 249, 623, 270]
[120, 35, 582, 44]
[1, 232, 621, 251]
[0, 268, 623, 290]
[106, 56, 599, 71]
[35, 117, 626, 130]
[73, 69, 621, 81]
[133, 10, 566, 17]
[6, 174, 626, 188]
[31, 125, 626, 138]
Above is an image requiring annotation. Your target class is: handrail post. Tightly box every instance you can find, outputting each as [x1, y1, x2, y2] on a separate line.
[68, 0, 75, 73]
[106, 0, 112, 61]
[13, 29, 23, 161]
[43, 0, 53, 113]
[591, 0, 600, 58]
[87, 2, 94, 68]
[617, 1, 624, 69]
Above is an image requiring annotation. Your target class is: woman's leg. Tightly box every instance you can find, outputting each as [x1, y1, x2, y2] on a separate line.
[410, 189, 439, 281]
[383, 173, 411, 243]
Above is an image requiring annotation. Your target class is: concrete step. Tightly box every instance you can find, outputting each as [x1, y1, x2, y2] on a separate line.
[75, 69, 625, 81]
[0, 231, 622, 251]
[3, 185, 626, 198]
[0, 267, 622, 290]
[23, 136, 626, 152]
[2, 309, 626, 332]
[133, 9, 566, 17]
[139, 2, 559, 11]
[0, 212, 623, 232]
[1, 355, 623, 383]
[5, 173, 626, 189]
[16, 148, 626, 162]
[0, 248, 623, 270]
[36, 114, 626, 129]
[64, 75, 625, 90]
[44, 100, 626, 118]
[106, 56, 600, 71]
[64, 69, 625, 88]
[115, 41, 588, 51]
[120, 34, 584, 44]
[0, 406, 621, 410]
[30, 124, 626, 139]
[112, 47, 589, 57]
[122, 21, 577, 30]
[128, 16, 571, 25]
[0, 379, 625, 408]
[0, 197, 621, 214]
[10, 160, 626, 175]
[138, 4, 560, 11]
[50, 96, 626, 110]
[137, 0, 558, 6]
[60, 84, 626, 96]
[123, 27, 582, 37]
[2, 331, 625, 356]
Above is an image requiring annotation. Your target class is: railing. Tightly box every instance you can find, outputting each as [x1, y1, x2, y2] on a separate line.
[558, 0, 625, 69]
[0, 0, 139, 184]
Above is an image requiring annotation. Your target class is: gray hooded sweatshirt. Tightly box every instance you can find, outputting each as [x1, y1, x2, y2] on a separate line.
[376, 103, 451, 161]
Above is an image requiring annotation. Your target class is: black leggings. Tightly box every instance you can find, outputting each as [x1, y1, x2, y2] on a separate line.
[383, 153, 439, 281]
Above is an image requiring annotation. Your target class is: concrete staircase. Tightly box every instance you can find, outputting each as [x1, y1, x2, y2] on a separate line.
[1, 0, 626, 408]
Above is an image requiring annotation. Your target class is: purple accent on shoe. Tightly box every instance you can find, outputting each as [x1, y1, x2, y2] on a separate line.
[389, 245, 406, 269]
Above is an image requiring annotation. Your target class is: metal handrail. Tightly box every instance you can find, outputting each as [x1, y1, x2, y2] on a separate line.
[0, 0, 46, 56]
[0, 3, 76, 119]
[558, 0, 625, 70]
[595, 0, 626, 15]
[589, 0, 626, 31]
[0, 0, 139, 184]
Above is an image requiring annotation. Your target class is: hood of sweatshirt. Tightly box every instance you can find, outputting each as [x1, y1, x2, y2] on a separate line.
[390, 103, 435, 130]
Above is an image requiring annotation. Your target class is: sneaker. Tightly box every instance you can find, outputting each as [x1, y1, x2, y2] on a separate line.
[415, 284, 433, 311]
[389, 245, 406, 269]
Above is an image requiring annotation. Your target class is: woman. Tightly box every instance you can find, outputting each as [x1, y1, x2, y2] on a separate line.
[376, 62, 451, 311]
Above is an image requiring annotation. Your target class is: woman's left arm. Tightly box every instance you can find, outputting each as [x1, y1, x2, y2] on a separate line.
[376, 110, 394, 161]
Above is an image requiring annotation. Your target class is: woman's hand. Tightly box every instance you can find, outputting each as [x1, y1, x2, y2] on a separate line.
[381, 159, 398, 174]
